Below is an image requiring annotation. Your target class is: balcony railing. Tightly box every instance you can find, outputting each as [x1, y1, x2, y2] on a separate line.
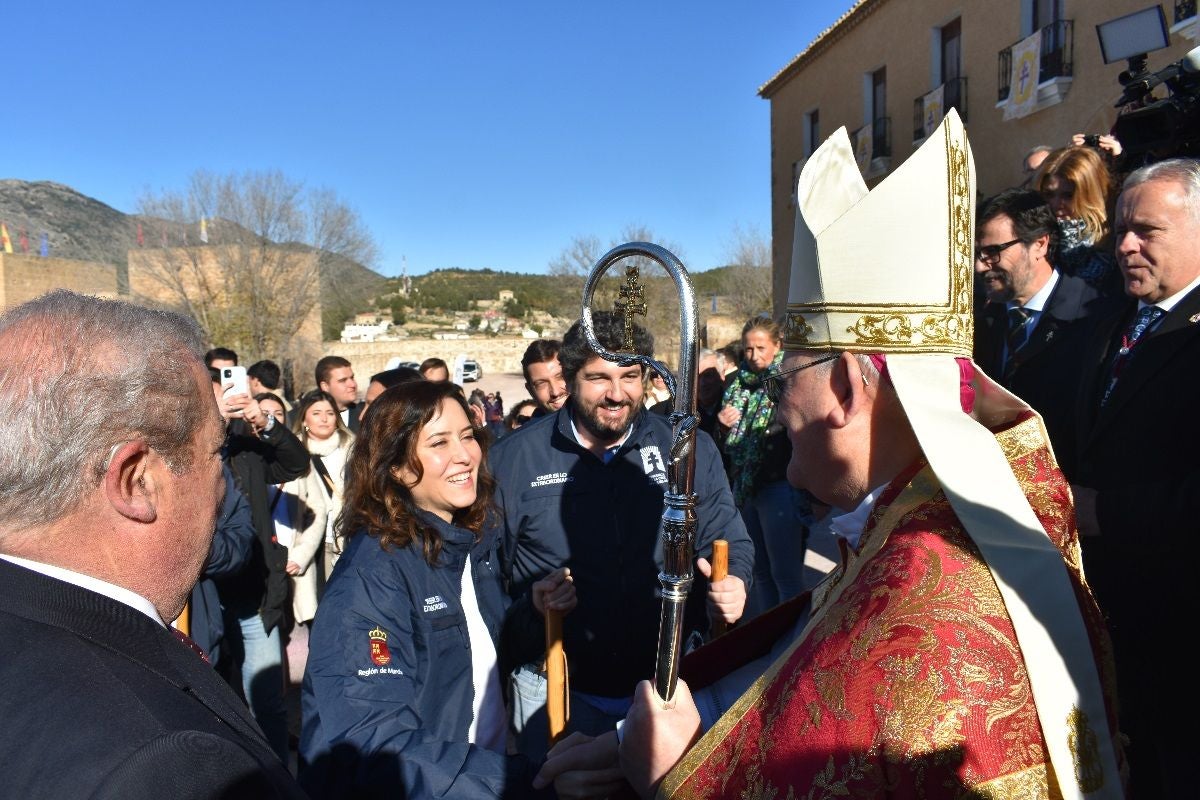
[1178, 1, 1197, 24]
[912, 77, 968, 141]
[998, 19, 1074, 102]
[873, 116, 891, 159]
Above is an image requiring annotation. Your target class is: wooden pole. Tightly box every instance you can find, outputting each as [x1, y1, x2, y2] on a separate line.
[710, 540, 729, 639]
[545, 609, 567, 746]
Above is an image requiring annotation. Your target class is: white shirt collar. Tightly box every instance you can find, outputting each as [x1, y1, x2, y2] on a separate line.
[0, 553, 166, 626]
[1142, 270, 1200, 314]
[1012, 269, 1059, 313]
[828, 483, 889, 550]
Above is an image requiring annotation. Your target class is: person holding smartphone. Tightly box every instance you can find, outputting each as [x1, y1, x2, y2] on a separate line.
[210, 369, 310, 765]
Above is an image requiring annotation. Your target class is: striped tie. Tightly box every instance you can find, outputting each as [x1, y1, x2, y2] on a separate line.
[1102, 305, 1164, 406]
[1004, 306, 1032, 374]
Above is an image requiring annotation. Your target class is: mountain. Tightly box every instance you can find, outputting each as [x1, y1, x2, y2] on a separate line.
[0, 180, 139, 265]
[0, 179, 384, 338]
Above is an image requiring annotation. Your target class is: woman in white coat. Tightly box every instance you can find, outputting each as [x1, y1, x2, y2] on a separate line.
[292, 389, 355, 585]
[258, 394, 329, 624]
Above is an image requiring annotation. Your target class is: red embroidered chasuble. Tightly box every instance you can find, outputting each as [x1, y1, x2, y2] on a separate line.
[662, 416, 1121, 799]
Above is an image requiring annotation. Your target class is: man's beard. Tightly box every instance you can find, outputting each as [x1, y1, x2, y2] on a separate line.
[575, 397, 638, 443]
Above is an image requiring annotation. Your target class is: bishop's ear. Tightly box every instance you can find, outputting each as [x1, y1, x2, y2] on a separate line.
[103, 440, 158, 523]
[827, 352, 869, 430]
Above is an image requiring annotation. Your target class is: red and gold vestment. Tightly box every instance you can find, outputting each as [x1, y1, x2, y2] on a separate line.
[663, 415, 1121, 799]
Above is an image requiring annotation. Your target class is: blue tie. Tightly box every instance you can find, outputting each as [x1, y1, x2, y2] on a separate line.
[1102, 305, 1164, 406]
[1004, 306, 1032, 374]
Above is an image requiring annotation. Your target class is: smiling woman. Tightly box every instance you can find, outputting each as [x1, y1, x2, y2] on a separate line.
[299, 380, 575, 798]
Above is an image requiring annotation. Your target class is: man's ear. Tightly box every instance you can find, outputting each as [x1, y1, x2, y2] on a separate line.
[1031, 232, 1051, 262]
[826, 352, 869, 430]
[104, 441, 157, 523]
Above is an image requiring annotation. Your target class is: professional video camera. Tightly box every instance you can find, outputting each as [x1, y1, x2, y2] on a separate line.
[1111, 45, 1200, 165]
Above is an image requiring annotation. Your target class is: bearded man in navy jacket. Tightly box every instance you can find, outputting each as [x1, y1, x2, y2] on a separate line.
[490, 310, 753, 760]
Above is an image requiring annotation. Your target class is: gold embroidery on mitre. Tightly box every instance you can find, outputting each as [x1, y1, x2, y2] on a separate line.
[919, 313, 970, 348]
[947, 126, 974, 307]
[783, 311, 814, 344]
[848, 314, 913, 346]
[1067, 706, 1104, 792]
[843, 122, 974, 354]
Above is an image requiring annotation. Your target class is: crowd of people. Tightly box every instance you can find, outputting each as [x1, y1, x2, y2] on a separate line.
[0, 111, 1192, 799]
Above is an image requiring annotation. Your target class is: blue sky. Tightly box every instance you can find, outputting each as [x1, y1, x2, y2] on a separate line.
[8, 1, 849, 276]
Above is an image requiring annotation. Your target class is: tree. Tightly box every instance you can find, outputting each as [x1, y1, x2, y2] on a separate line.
[720, 223, 774, 321]
[132, 170, 381, 375]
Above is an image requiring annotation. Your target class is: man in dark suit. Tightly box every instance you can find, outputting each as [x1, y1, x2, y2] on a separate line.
[1070, 159, 1200, 799]
[0, 290, 304, 799]
[315, 354, 361, 432]
[972, 189, 1114, 468]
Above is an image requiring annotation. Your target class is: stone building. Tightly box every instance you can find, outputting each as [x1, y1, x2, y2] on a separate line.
[760, 0, 1200, 310]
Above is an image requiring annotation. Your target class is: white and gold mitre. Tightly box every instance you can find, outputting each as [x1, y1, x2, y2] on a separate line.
[783, 109, 975, 356]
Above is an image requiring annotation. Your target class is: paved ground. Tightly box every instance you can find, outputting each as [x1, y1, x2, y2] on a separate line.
[459, 371, 536, 411]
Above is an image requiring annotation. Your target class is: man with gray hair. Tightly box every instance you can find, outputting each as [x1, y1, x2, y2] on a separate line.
[1069, 157, 1200, 798]
[0, 290, 304, 798]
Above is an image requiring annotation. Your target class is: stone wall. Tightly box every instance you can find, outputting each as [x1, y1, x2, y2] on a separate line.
[319, 319, 734, 393]
[316, 336, 538, 390]
[0, 253, 118, 310]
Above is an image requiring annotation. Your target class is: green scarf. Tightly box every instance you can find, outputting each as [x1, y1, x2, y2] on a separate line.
[722, 351, 783, 505]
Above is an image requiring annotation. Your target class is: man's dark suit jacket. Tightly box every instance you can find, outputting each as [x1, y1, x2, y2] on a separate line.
[973, 271, 1114, 474]
[0, 558, 306, 799]
[1069, 284, 1200, 799]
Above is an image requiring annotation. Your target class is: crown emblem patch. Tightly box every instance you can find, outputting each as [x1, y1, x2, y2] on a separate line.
[368, 625, 392, 666]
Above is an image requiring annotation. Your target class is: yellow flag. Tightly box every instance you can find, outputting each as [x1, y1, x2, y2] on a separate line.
[200, 217, 209, 244]
[0, 223, 12, 254]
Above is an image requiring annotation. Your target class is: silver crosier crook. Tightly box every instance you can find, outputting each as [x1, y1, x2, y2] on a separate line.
[580, 241, 699, 705]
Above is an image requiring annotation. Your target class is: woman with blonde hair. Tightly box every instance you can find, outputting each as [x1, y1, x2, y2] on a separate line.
[717, 314, 819, 620]
[1034, 145, 1118, 292]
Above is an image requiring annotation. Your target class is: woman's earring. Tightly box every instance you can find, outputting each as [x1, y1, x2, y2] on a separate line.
[303, 425, 309, 432]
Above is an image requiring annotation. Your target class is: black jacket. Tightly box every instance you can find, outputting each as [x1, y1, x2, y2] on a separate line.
[0, 559, 305, 799]
[973, 271, 1117, 473]
[300, 512, 546, 799]
[1069, 285, 1200, 798]
[218, 419, 310, 634]
[489, 406, 753, 698]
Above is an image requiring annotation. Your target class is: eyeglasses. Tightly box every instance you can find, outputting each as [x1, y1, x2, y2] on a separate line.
[515, 414, 532, 424]
[974, 238, 1023, 267]
[762, 353, 841, 404]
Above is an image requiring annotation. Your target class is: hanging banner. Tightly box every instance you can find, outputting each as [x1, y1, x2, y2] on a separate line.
[1004, 30, 1042, 120]
[853, 123, 873, 172]
[922, 85, 944, 138]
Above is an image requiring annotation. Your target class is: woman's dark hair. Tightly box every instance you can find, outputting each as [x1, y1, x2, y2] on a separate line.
[340, 380, 495, 565]
[559, 310, 653, 385]
[504, 399, 537, 431]
[253, 391, 285, 409]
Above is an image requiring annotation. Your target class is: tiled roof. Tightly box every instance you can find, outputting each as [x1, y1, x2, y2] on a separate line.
[758, 0, 889, 97]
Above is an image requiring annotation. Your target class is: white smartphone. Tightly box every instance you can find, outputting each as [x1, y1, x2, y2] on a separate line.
[221, 366, 249, 398]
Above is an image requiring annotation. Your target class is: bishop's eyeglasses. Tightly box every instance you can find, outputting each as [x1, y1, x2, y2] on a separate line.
[762, 353, 841, 404]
